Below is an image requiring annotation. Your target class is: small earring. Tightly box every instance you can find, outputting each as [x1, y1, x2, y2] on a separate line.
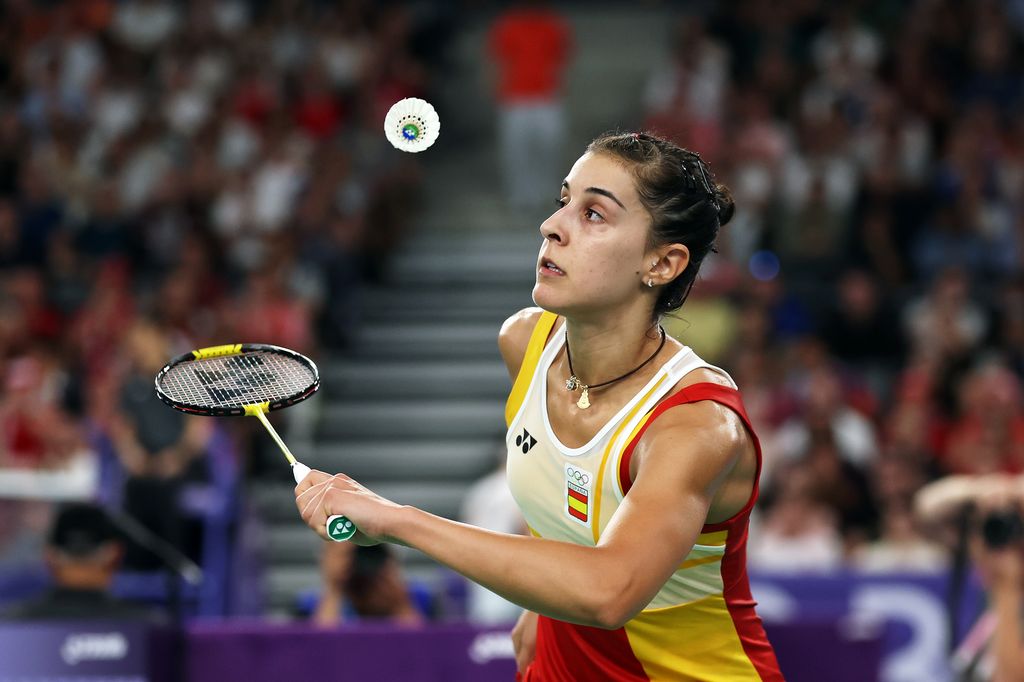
[646, 280, 654, 288]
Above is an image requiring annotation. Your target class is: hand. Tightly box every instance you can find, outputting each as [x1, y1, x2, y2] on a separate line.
[511, 610, 538, 675]
[973, 489, 1024, 592]
[294, 469, 405, 545]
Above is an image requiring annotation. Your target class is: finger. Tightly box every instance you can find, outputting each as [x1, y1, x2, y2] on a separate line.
[294, 468, 333, 496]
[295, 479, 328, 519]
[299, 479, 335, 523]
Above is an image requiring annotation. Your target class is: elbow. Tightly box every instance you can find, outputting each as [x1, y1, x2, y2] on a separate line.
[563, 551, 646, 629]
[583, 574, 642, 630]
[590, 602, 636, 630]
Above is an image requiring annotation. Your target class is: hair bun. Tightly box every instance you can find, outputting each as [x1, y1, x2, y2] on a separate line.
[713, 183, 735, 226]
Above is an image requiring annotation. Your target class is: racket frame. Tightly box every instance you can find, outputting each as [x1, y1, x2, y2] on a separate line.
[154, 343, 320, 417]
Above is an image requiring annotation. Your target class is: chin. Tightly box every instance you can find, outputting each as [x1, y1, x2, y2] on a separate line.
[532, 285, 579, 318]
[531, 282, 564, 312]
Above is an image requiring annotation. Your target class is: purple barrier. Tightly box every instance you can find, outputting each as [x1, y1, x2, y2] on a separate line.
[752, 572, 985, 682]
[185, 620, 880, 682]
[186, 622, 517, 682]
[0, 620, 879, 681]
[0, 622, 176, 682]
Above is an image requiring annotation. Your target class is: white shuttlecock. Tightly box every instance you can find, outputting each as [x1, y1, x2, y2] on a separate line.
[384, 97, 440, 153]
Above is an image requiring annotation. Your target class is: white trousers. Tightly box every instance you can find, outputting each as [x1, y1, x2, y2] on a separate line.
[497, 100, 565, 209]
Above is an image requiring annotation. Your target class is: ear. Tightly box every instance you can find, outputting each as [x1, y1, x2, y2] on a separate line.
[647, 244, 690, 287]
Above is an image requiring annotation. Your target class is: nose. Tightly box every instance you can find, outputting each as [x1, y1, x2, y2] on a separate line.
[540, 212, 565, 244]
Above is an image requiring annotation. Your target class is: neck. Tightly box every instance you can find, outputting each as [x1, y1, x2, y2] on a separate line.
[563, 308, 663, 388]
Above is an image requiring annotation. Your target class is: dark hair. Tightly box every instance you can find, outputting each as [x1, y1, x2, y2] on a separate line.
[586, 131, 734, 316]
[48, 503, 118, 558]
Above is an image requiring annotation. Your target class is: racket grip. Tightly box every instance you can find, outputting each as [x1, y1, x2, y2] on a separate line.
[291, 463, 358, 542]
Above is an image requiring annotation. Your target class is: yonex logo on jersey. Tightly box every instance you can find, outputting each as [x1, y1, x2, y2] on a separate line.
[564, 464, 592, 526]
[515, 429, 537, 454]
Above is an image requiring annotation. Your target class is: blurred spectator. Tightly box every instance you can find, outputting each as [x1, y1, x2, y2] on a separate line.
[460, 448, 525, 624]
[642, 16, 728, 162]
[914, 474, 1024, 680]
[943, 362, 1024, 475]
[853, 501, 947, 573]
[300, 542, 429, 626]
[772, 366, 879, 469]
[818, 268, 906, 377]
[487, 0, 572, 210]
[748, 466, 845, 573]
[2, 502, 164, 622]
[107, 321, 212, 568]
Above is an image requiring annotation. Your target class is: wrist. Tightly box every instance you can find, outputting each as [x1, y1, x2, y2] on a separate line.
[384, 505, 420, 546]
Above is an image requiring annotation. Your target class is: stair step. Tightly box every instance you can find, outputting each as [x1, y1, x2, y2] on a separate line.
[359, 286, 531, 324]
[307, 439, 500, 481]
[322, 360, 509, 399]
[317, 400, 505, 439]
[249, 480, 471, 524]
[352, 322, 502, 360]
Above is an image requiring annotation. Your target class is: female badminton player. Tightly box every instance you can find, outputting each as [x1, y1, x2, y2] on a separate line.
[296, 131, 783, 681]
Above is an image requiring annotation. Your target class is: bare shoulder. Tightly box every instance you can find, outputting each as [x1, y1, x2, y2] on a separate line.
[628, 367, 758, 521]
[631, 378, 751, 498]
[676, 365, 736, 390]
[498, 307, 548, 381]
[641, 399, 747, 472]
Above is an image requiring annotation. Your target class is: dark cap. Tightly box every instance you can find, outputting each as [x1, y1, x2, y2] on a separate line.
[48, 503, 118, 557]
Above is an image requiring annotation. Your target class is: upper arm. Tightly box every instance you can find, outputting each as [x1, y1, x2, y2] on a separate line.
[593, 402, 745, 624]
[498, 307, 546, 382]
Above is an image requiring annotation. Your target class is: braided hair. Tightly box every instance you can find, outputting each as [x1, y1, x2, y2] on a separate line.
[587, 131, 734, 317]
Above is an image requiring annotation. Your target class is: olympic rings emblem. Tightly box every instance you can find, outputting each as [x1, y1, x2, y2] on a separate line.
[565, 467, 590, 486]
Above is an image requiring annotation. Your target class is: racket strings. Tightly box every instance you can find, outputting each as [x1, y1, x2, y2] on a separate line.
[159, 352, 316, 409]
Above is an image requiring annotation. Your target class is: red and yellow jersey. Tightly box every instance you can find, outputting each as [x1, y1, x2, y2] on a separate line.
[505, 311, 783, 681]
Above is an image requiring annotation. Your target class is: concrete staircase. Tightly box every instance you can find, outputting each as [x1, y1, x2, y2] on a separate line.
[248, 3, 675, 616]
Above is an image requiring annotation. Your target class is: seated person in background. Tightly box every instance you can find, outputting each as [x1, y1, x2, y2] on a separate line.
[298, 542, 429, 625]
[109, 321, 212, 569]
[460, 447, 527, 624]
[2, 502, 164, 622]
[915, 474, 1024, 682]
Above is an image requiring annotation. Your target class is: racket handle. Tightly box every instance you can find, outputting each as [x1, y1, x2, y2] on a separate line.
[291, 462, 358, 543]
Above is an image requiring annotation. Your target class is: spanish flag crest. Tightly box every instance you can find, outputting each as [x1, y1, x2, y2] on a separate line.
[564, 464, 592, 526]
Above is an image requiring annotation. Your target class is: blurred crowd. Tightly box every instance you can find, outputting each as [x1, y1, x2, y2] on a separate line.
[643, 0, 1024, 573]
[0, 0, 447, 572]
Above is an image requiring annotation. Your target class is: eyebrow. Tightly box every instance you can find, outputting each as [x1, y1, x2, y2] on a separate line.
[562, 180, 627, 211]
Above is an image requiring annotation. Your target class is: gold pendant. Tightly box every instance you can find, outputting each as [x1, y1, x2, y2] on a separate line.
[577, 387, 590, 409]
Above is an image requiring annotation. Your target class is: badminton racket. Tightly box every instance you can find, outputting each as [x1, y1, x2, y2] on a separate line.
[154, 343, 357, 542]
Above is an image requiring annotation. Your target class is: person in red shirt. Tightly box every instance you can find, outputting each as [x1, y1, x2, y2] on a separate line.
[488, 1, 572, 210]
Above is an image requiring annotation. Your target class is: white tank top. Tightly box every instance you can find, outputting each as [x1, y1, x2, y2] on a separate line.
[505, 318, 736, 555]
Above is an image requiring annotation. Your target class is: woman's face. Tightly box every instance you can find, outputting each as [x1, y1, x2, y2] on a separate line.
[533, 152, 655, 318]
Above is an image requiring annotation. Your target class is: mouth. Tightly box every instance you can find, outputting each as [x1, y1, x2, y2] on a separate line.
[539, 259, 566, 276]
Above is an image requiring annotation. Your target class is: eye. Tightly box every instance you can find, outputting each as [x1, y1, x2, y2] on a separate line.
[584, 208, 604, 222]
[555, 198, 567, 209]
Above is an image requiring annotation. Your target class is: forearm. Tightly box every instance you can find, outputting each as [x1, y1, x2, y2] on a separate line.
[993, 582, 1024, 682]
[390, 506, 630, 628]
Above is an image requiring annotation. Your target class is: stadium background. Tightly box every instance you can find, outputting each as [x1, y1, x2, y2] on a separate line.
[0, 1, 1020, 680]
